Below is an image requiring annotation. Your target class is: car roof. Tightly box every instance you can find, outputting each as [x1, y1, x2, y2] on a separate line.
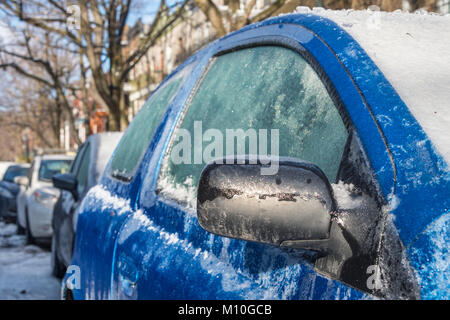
[40, 154, 74, 161]
[6, 163, 30, 168]
[299, 8, 450, 165]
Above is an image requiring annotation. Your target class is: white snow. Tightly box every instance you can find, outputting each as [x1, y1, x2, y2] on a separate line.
[158, 175, 197, 210]
[0, 222, 60, 299]
[84, 184, 132, 216]
[297, 8, 450, 164]
[332, 181, 365, 210]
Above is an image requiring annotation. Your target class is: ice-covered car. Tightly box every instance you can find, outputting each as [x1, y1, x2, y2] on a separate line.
[50, 132, 122, 277]
[0, 164, 30, 221]
[16, 154, 73, 243]
[64, 10, 450, 300]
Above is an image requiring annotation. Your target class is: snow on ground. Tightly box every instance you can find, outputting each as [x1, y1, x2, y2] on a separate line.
[0, 221, 60, 299]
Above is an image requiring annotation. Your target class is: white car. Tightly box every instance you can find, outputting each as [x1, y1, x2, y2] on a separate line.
[15, 154, 73, 243]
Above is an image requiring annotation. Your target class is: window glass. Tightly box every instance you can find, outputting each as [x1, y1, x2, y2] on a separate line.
[38, 160, 72, 182]
[158, 46, 349, 208]
[76, 143, 91, 195]
[110, 74, 185, 178]
[2, 166, 29, 182]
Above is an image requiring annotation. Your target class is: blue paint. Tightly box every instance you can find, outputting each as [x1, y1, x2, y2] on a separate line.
[66, 13, 449, 300]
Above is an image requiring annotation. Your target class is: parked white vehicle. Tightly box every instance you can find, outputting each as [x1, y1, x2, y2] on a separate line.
[15, 154, 73, 243]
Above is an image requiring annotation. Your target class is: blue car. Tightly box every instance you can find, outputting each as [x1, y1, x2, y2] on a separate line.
[64, 10, 450, 300]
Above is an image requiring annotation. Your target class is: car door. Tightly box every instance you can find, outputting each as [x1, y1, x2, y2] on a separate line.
[111, 23, 418, 300]
[56, 142, 90, 266]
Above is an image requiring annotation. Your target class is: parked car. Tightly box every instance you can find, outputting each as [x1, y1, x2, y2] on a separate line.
[64, 10, 450, 300]
[16, 154, 73, 243]
[51, 132, 122, 277]
[0, 164, 30, 221]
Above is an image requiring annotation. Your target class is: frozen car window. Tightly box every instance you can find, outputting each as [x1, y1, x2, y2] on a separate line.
[158, 46, 349, 208]
[110, 75, 185, 179]
[38, 160, 72, 182]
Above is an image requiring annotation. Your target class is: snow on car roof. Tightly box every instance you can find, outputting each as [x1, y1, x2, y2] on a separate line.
[295, 7, 450, 164]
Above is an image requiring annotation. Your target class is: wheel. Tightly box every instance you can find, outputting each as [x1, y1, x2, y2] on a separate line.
[16, 215, 25, 235]
[25, 209, 35, 245]
[51, 234, 66, 278]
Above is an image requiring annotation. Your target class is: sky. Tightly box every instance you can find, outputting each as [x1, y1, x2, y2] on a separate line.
[127, 0, 181, 26]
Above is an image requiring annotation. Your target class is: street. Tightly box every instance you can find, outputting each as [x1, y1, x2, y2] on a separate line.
[0, 221, 60, 299]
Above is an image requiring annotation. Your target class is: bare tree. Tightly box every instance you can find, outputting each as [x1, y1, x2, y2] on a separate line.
[192, 0, 319, 37]
[0, 73, 61, 156]
[0, 0, 191, 131]
[0, 23, 83, 145]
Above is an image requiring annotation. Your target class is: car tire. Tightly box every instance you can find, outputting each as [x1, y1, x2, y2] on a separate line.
[25, 209, 35, 245]
[51, 234, 66, 278]
[16, 216, 25, 235]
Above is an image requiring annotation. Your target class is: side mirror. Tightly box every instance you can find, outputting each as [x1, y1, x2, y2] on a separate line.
[197, 157, 336, 252]
[52, 173, 78, 201]
[14, 176, 29, 187]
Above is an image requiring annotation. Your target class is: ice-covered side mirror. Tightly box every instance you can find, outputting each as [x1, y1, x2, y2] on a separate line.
[197, 157, 336, 250]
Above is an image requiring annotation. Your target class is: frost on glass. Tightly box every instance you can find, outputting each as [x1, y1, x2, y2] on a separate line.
[111, 77, 183, 177]
[159, 46, 348, 207]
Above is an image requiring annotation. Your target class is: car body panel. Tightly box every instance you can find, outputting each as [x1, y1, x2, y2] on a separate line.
[66, 13, 449, 300]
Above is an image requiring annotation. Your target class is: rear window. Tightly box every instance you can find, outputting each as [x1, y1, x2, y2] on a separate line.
[38, 160, 72, 181]
[3, 166, 29, 183]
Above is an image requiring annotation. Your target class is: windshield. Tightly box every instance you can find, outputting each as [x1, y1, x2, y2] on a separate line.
[2, 166, 29, 183]
[38, 160, 72, 182]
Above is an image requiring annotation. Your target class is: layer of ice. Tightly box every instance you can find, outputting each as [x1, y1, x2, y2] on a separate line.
[297, 8, 450, 164]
